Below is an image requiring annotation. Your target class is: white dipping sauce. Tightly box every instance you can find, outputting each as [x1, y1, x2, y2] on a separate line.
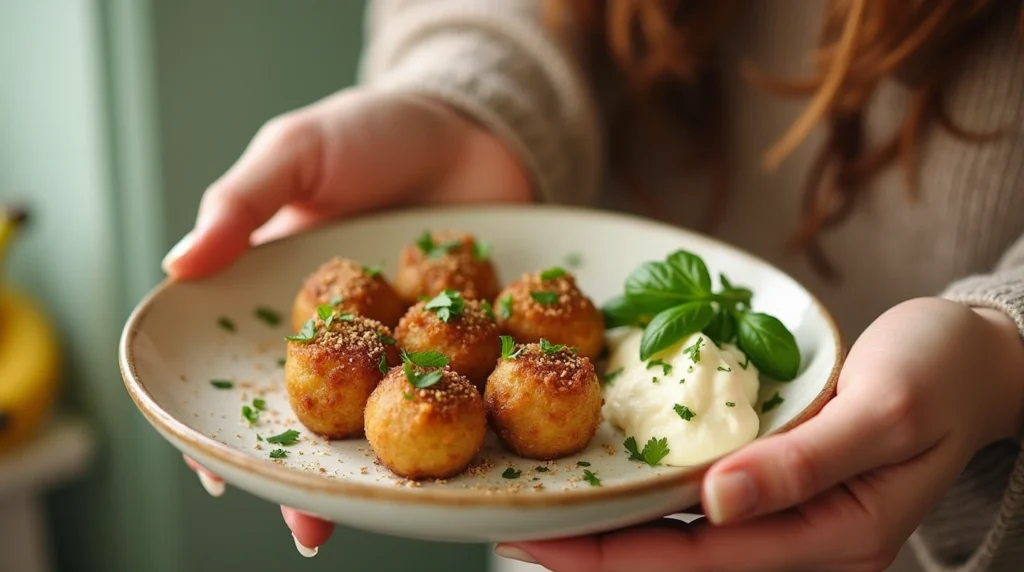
[603, 329, 760, 467]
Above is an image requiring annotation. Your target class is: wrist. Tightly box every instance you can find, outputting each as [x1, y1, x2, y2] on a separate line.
[972, 306, 1024, 443]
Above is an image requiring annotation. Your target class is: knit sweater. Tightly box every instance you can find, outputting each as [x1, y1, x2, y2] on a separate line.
[358, 1, 1024, 570]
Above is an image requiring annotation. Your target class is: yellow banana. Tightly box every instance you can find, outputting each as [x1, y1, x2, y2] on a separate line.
[0, 206, 61, 453]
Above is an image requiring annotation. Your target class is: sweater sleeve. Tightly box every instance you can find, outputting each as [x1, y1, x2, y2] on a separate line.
[910, 233, 1024, 571]
[357, 0, 603, 206]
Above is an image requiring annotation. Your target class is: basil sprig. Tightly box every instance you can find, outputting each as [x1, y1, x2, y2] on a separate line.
[606, 250, 801, 381]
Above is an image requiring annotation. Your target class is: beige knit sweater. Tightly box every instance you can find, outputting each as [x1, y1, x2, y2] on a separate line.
[358, 1, 1024, 570]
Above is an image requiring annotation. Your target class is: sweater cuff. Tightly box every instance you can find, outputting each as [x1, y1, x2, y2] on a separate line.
[358, 1, 602, 207]
[941, 269, 1024, 341]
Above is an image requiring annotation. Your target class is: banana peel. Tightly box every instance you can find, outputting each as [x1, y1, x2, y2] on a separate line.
[0, 206, 61, 454]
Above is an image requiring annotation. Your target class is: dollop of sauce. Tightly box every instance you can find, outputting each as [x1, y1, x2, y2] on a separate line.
[603, 329, 760, 467]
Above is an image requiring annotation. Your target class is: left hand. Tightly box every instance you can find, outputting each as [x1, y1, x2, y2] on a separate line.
[495, 297, 1024, 571]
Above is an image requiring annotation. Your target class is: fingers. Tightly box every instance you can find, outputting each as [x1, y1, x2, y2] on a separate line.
[281, 506, 334, 558]
[163, 114, 324, 279]
[701, 377, 935, 525]
[182, 455, 225, 497]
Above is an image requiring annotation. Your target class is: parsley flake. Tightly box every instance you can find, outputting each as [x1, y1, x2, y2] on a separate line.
[378, 354, 389, 375]
[403, 360, 444, 389]
[473, 241, 492, 260]
[576, 461, 591, 467]
[530, 290, 559, 305]
[241, 405, 259, 425]
[647, 359, 672, 375]
[378, 332, 396, 345]
[269, 449, 287, 459]
[403, 393, 414, 400]
[762, 392, 785, 413]
[500, 335, 523, 360]
[217, 316, 235, 332]
[539, 267, 567, 281]
[582, 469, 601, 486]
[502, 468, 521, 479]
[253, 398, 267, 411]
[416, 230, 461, 259]
[256, 434, 264, 442]
[651, 376, 659, 384]
[362, 265, 382, 277]
[604, 367, 624, 385]
[726, 401, 736, 407]
[739, 356, 750, 370]
[276, 358, 286, 368]
[266, 429, 300, 446]
[673, 404, 696, 421]
[624, 436, 670, 466]
[717, 366, 732, 373]
[424, 289, 465, 322]
[535, 466, 550, 473]
[285, 319, 316, 343]
[480, 299, 495, 320]
[254, 307, 282, 327]
[684, 337, 705, 363]
[210, 379, 233, 389]
[538, 338, 567, 354]
[498, 293, 514, 320]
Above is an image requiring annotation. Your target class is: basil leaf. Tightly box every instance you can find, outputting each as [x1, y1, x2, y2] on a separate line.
[639, 302, 715, 361]
[601, 295, 650, 329]
[666, 250, 712, 292]
[624, 254, 712, 313]
[703, 307, 736, 344]
[736, 312, 801, 381]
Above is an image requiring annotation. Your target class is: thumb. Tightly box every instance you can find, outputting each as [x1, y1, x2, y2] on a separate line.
[281, 506, 334, 558]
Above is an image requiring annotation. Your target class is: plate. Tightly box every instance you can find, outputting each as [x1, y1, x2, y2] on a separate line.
[118, 205, 843, 543]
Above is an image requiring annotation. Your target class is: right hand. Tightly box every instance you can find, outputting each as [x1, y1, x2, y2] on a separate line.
[167, 87, 532, 555]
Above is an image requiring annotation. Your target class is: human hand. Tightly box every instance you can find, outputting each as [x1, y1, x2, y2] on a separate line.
[168, 86, 531, 556]
[496, 297, 1024, 571]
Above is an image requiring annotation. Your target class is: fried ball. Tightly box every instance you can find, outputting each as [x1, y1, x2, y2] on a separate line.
[494, 269, 605, 360]
[292, 257, 406, 332]
[484, 342, 603, 459]
[365, 366, 486, 479]
[394, 231, 500, 304]
[285, 312, 399, 439]
[393, 295, 501, 391]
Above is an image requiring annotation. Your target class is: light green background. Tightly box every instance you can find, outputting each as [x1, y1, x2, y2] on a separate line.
[0, 1, 486, 571]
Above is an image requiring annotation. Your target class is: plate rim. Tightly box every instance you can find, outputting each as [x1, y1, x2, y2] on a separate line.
[118, 204, 845, 508]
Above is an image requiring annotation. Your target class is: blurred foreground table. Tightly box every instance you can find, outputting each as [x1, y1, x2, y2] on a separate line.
[0, 417, 94, 572]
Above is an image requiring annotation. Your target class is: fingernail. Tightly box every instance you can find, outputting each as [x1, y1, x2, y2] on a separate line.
[704, 471, 758, 524]
[162, 230, 198, 270]
[494, 545, 538, 564]
[293, 533, 319, 558]
[197, 471, 225, 498]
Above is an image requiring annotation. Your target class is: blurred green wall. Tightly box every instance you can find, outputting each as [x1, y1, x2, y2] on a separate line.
[1, 1, 486, 570]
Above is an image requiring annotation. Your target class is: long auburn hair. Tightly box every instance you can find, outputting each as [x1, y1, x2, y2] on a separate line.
[547, 0, 1024, 279]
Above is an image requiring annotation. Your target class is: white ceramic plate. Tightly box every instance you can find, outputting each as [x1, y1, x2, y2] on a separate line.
[119, 205, 842, 543]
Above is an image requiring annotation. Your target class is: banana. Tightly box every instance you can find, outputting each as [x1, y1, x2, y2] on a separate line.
[0, 206, 61, 453]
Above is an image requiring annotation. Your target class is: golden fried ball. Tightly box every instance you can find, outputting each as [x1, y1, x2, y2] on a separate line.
[292, 257, 406, 332]
[365, 366, 486, 479]
[494, 269, 605, 360]
[394, 231, 500, 304]
[393, 295, 501, 391]
[484, 342, 603, 460]
[285, 312, 399, 439]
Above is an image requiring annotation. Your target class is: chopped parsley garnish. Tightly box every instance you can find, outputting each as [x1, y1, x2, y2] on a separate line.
[530, 290, 559, 305]
[498, 293, 513, 320]
[651, 377, 659, 384]
[739, 356, 750, 370]
[256, 434, 264, 442]
[241, 405, 259, 425]
[604, 367, 624, 385]
[565, 252, 583, 268]
[500, 335, 523, 360]
[276, 358, 286, 367]
[254, 307, 282, 327]
[576, 461, 591, 467]
[762, 392, 785, 413]
[362, 265, 382, 277]
[502, 467, 521, 479]
[726, 401, 736, 407]
[473, 241, 492, 260]
[210, 379, 233, 389]
[679, 378, 686, 384]
[684, 337, 705, 363]
[285, 319, 316, 343]
[316, 304, 352, 329]
[582, 469, 601, 486]
[403, 393, 414, 400]
[266, 429, 301, 446]
[624, 436, 670, 466]
[424, 289, 465, 322]
[378, 354, 389, 374]
[402, 350, 450, 368]
[538, 338, 567, 354]
[378, 332, 396, 345]
[403, 360, 444, 389]
[539, 267, 567, 281]
[673, 404, 696, 421]
[269, 449, 287, 459]
[253, 398, 267, 411]
[535, 466, 549, 473]
[416, 230, 461, 259]
[647, 359, 672, 375]
[717, 366, 732, 372]
[217, 316, 235, 332]
[480, 299, 495, 320]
